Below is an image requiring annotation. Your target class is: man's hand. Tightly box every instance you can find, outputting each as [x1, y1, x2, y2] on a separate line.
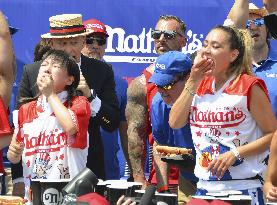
[12, 182, 25, 198]
[263, 0, 277, 13]
[77, 74, 91, 98]
[132, 175, 148, 190]
[116, 195, 136, 205]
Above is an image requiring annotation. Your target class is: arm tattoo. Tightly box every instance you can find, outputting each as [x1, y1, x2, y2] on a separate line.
[126, 76, 148, 178]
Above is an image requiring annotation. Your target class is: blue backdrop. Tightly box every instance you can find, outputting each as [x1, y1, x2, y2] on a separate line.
[3, 0, 274, 81]
[1, 0, 276, 178]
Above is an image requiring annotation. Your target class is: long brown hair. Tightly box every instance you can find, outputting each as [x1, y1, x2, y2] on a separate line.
[211, 25, 253, 77]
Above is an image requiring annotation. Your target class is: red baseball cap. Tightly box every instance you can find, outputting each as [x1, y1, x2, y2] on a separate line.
[83, 19, 109, 37]
[77, 193, 109, 205]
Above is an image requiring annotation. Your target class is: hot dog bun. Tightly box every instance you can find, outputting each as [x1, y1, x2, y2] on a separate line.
[155, 145, 192, 156]
[0, 196, 25, 205]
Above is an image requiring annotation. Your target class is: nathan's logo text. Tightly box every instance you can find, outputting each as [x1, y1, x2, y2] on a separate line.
[103, 26, 204, 63]
[43, 188, 63, 205]
[25, 131, 67, 149]
[190, 106, 246, 128]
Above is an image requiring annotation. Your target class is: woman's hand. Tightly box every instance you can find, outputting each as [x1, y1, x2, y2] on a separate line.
[207, 151, 236, 179]
[188, 50, 214, 85]
[264, 183, 277, 202]
[7, 138, 24, 164]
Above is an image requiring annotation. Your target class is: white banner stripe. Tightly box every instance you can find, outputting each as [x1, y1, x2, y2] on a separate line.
[103, 55, 157, 63]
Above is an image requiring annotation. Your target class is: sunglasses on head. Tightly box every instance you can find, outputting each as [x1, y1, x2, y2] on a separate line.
[86, 37, 107, 46]
[151, 30, 182, 40]
[246, 18, 265, 29]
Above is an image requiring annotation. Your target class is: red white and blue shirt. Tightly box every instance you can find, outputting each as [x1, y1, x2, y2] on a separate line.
[190, 74, 269, 191]
[14, 91, 91, 183]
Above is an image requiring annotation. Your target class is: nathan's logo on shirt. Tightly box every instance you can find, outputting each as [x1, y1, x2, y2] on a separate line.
[266, 72, 277, 78]
[24, 130, 67, 155]
[190, 106, 246, 128]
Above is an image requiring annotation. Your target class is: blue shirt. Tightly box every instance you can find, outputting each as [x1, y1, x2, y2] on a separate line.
[253, 48, 277, 117]
[100, 75, 128, 179]
[150, 92, 197, 182]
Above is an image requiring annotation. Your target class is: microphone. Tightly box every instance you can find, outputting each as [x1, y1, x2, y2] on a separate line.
[139, 185, 156, 205]
[62, 167, 99, 197]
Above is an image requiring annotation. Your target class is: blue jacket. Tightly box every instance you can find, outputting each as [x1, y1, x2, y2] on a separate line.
[151, 92, 197, 182]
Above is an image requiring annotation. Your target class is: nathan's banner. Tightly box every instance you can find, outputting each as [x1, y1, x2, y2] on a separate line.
[103, 26, 203, 63]
[1, 0, 274, 110]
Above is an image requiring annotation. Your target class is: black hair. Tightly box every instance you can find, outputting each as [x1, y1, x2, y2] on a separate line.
[41, 49, 80, 106]
[34, 38, 51, 62]
[158, 15, 186, 35]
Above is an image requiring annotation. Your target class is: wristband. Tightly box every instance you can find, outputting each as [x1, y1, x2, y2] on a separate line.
[185, 86, 195, 96]
[231, 148, 242, 162]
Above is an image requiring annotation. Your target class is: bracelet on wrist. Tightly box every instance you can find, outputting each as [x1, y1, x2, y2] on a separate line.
[184, 86, 195, 96]
[231, 148, 242, 162]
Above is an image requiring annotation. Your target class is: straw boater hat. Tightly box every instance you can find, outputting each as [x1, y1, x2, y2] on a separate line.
[248, 3, 267, 17]
[41, 14, 94, 38]
[224, 3, 267, 26]
[227, 3, 267, 20]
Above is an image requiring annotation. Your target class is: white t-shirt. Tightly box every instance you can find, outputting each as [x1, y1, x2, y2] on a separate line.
[190, 74, 269, 191]
[14, 91, 91, 203]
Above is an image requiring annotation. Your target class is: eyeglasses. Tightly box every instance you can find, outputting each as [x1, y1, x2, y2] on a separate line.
[156, 79, 181, 90]
[86, 37, 107, 46]
[151, 30, 183, 40]
[246, 18, 265, 29]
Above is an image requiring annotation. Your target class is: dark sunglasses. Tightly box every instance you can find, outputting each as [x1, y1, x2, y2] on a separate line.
[156, 78, 181, 90]
[86, 37, 107, 46]
[151, 29, 182, 40]
[246, 18, 265, 29]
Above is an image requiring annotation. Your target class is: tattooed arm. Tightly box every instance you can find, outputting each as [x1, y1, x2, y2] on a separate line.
[126, 75, 148, 188]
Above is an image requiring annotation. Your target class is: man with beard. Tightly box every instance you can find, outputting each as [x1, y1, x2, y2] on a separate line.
[126, 15, 187, 191]
[226, 1, 277, 116]
[226, 0, 277, 201]
[82, 18, 130, 180]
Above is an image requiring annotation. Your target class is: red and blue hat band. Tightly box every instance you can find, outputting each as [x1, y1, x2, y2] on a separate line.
[50, 25, 85, 36]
